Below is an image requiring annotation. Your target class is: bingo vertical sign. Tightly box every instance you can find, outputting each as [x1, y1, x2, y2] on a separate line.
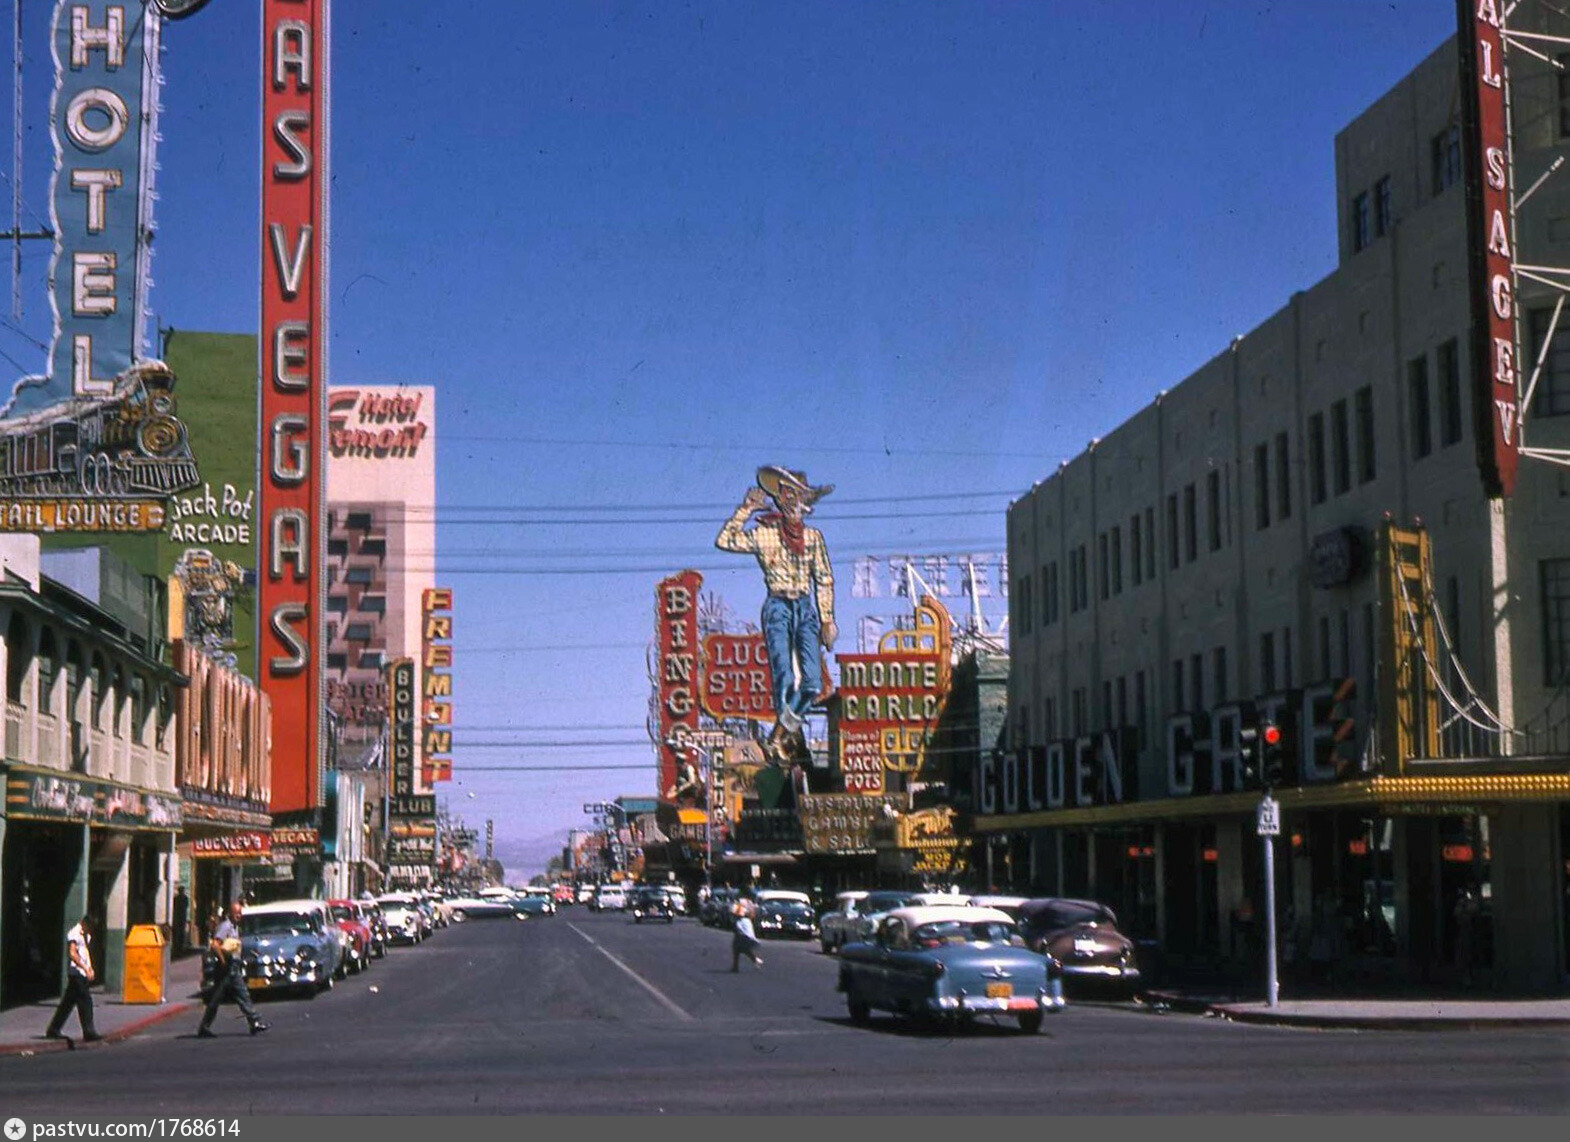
[260, 0, 329, 812]
[1458, 0, 1519, 498]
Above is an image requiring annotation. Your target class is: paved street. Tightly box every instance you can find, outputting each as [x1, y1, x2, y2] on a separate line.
[1, 912, 1567, 1115]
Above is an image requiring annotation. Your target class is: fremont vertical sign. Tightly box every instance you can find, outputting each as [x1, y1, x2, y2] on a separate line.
[260, 0, 329, 811]
[1459, 0, 1519, 498]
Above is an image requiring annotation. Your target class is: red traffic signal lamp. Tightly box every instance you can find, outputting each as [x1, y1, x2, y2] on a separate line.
[1261, 720, 1285, 787]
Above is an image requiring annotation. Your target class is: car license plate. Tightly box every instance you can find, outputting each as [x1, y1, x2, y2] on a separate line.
[985, 982, 1012, 999]
[247, 979, 268, 990]
[1073, 938, 1097, 955]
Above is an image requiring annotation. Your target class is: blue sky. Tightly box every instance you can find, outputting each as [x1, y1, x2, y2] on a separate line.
[2, 1, 1460, 878]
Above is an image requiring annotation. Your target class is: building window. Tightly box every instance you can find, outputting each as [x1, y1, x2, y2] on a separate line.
[1041, 562, 1057, 627]
[1339, 608, 1352, 678]
[1408, 355, 1433, 459]
[1374, 175, 1392, 237]
[1098, 533, 1110, 601]
[345, 511, 374, 531]
[327, 652, 347, 671]
[1077, 545, 1089, 611]
[1116, 675, 1128, 730]
[1543, 559, 1570, 684]
[1111, 526, 1123, 595]
[359, 594, 387, 615]
[1191, 653, 1205, 710]
[1167, 494, 1180, 570]
[1318, 615, 1332, 680]
[1351, 191, 1371, 253]
[1438, 338, 1464, 446]
[1254, 443, 1271, 530]
[1432, 123, 1461, 195]
[1134, 671, 1148, 744]
[1260, 632, 1277, 692]
[1144, 507, 1156, 580]
[1131, 514, 1143, 587]
[1043, 697, 1057, 740]
[1559, 56, 1570, 137]
[1071, 688, 1087, 737]
[1172, 658, 1185, 714]
[1275, 432, 1291, 521]
[1184, 483, 1198, 564]
[1102, 681, 1114, 729]
[1309, 412, 1328, 504]
[1207, 471, 1222, 552]
[1213, 646, 1228, 703]
[1019, 575, 1034, 634]
[1529, 309, 1570, 417]
[344, 622, 374, 642]
[1282, 626, 1294, 688]
[1355, 386, 1376, 483]
[357, 651, 387, 670]
[1331, 399, 1351, 495]
[345, 565, 375, 586]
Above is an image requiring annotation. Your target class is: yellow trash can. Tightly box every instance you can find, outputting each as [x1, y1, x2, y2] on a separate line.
[122, 924, 167, 1004]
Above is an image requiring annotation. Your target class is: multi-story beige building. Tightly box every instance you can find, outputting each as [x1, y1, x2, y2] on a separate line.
[983, 32, 1570, 991]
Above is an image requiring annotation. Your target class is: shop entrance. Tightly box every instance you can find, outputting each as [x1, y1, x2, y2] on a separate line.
[1, 822, 83, 1008]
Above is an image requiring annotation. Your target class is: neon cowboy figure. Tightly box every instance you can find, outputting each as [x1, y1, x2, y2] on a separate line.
[716, 466, 838, 764]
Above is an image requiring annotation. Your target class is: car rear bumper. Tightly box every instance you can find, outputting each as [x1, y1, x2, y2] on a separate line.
[928, 992, 1066, 1013]
[1061, 964, 1141, 981]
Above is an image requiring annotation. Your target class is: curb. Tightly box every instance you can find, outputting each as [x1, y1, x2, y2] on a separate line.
[1139, 990, 1570, 1030]
[0, 1001, 194, 1057]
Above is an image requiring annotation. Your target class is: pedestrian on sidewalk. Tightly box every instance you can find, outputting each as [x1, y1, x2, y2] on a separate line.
[731, 899, 763, 972]
[44, 913, 101, 1044]
[196, 900, 268, 1038]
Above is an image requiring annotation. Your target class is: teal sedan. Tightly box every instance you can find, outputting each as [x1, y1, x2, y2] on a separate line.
[837, 906, 1066, 1033]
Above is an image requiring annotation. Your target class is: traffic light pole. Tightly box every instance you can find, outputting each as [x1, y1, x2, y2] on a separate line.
[1262, 808, 1279, 1008]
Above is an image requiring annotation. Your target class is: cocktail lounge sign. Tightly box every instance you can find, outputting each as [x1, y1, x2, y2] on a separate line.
[5, 769, 182, 829]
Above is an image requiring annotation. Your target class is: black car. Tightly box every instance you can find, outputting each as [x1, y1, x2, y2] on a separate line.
[755, 900, 819, 940]
[630, 887, 676, 924]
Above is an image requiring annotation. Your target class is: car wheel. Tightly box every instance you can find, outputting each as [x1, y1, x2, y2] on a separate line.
[846, 991, 871, 1026]
[1017, 1010, 1044, 1034]
[319, 969, 333, 993]
[451, 909, 467, 923]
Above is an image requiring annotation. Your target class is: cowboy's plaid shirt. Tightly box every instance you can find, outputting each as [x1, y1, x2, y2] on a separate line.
[716, 504, 835, 626]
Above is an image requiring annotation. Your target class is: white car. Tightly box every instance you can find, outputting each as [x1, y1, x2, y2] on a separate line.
[376, 893, 427, 944]
[594, 884, 629, 911]
[819, 890, 922, 953]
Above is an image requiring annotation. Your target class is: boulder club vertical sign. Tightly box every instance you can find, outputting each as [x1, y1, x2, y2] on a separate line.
[1459, 0, 1519, 498]
[261, 0, 329, 811]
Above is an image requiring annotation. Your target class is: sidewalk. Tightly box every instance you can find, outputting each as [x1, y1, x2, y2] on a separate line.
[0, 953, 204, 1055]
[1138, 981, 1570, 1029]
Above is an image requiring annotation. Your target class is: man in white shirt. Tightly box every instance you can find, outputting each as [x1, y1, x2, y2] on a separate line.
[45, 913, 101, 1043]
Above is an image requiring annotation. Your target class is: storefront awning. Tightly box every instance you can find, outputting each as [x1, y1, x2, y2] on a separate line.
[971, 771, 1570, 832]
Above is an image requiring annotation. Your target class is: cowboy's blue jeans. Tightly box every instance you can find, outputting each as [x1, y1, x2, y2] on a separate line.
[761, 594, 821, 722]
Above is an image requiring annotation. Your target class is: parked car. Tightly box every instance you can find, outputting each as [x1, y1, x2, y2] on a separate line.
[423, 892, 455, 928]
[701, 889, 741, 927]
[377, 893, 427, 944]
[520, 887, 557, 915]
[1016, 898, 1142, 997]
[327, 899, 374, 973]
[552, 884, 575, 906]
[837, 905, 1066, 1033]
[630, 887, 676, 924]
[204, 899, 345, 998]
[819, 890, 921, 953]
[756, 899, 818, 940]
[575, 884, 595, 905]
[443, 894, 519, 921]
[966, 895, 1031, 920]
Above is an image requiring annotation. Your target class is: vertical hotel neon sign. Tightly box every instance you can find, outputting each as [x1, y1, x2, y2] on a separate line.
[1459, 0, 1519, 498]
[260, 0, 328, 811]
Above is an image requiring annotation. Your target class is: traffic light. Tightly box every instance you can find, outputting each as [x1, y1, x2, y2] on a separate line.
[1261, 720, 1284, 787]
[1238, 722, 1259, 784]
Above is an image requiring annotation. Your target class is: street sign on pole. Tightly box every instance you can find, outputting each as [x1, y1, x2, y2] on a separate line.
[1258, 792, 1282, 1008]
[1256, 795, 1281, 836]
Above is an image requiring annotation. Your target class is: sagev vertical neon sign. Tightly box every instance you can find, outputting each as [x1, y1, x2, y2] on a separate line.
[260, 0, 328, 812]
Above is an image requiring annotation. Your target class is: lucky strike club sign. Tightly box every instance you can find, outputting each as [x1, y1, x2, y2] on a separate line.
[1460, 0, 1519, 498]
[833, 596, 952, 795]
[259, 0, 328, 812]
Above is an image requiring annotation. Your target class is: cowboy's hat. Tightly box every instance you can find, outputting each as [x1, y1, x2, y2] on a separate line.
[756, 465, 833, 504]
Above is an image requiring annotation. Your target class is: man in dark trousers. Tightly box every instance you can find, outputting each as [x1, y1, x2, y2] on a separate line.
[196, 899, 268, 1038]
[44, 913, 101, 1044]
